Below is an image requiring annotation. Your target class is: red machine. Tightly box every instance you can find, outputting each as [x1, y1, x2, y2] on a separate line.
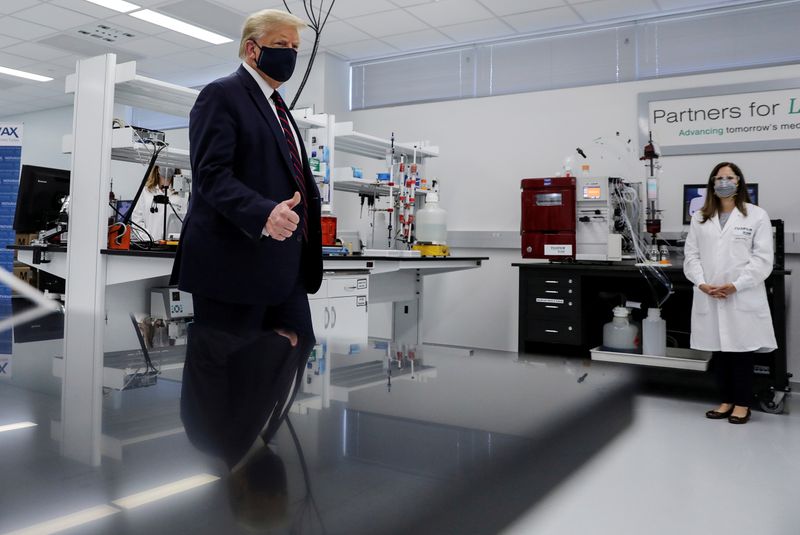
[521, 177, 576, 260]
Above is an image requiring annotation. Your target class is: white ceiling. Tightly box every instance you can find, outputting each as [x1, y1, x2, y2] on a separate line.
[0, 0, 769, 116]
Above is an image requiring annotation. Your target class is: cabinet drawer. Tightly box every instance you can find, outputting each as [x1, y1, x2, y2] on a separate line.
[528, 298, 579, 320]
[526, 275, 577, 295]
[524, 319, 580, 345]
[328, 276, 368, 298]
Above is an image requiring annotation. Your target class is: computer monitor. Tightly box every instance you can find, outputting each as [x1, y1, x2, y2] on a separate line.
[682, 183, 758, 225]
[114, 199, 133, 223]
[13, 165, 70, 233]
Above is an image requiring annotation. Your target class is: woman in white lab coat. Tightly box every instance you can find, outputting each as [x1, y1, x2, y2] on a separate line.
[684, 162, 776, 424]
[131, 166, 187, 242]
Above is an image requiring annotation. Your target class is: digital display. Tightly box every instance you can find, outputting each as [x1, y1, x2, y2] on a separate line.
[582, 186, 601, 200]
[172, 291, 181, 301]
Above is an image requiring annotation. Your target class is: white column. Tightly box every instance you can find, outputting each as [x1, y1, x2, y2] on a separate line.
[61, 54, 116, 465]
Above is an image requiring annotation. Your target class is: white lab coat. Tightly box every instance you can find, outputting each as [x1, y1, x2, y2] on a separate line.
[131, 188, 187, 241]
[683, 203, 776, 352]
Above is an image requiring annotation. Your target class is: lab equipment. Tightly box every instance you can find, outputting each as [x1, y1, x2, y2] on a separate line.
[321, 204, 337, 246]
[576, 176, 644, 261]
[640, 132, 662, 240]
[150, 287, 193, 345]
[520, 177, 576, 260]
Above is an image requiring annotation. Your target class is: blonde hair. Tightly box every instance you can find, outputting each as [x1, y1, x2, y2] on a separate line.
[145, 165, 160, 191]
[145, 166, 180, 192]
[238, 9, 306, 59]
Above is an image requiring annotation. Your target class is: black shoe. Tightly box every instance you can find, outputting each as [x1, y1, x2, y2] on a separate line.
[706, 406, 734, 419]
[728, 408, 751, 424]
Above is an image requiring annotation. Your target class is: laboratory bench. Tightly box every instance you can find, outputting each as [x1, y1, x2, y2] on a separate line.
[513, 260, 791, 411]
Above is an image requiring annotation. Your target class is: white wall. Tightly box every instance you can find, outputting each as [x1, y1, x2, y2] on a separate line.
[332, 63, 800, 378]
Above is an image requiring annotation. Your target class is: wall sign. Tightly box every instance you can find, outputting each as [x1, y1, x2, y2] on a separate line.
[0, 123, 22, 355]
[638, 80, 800, 155]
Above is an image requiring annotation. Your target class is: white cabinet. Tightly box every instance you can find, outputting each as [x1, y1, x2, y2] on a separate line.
[309, 273, 368, 344]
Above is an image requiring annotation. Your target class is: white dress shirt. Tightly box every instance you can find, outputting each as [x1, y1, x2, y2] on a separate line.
[241, 62, 302, 158]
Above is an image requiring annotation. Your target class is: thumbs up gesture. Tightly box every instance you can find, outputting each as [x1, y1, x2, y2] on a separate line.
[265, 192, 301, 240]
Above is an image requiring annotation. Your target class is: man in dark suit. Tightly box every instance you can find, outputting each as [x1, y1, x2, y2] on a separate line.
[171, 9, 321, 338]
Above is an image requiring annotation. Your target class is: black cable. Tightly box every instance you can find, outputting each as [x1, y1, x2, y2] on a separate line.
[289, 0, 336, 110]
[320, 0, 336, 29]
[286, 416, 327, 535]
[165, 197, 184, 223]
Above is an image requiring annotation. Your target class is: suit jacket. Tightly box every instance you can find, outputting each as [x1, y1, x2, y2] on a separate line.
[171, 65, 322, 304]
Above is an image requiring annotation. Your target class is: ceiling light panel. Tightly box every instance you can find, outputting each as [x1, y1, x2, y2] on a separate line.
[129, 10, 234, 45]
[157, 0, 245, 41]
[83, 0, 141, 12]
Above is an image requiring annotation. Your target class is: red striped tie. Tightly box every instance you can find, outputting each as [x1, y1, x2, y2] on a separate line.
[271, 90, 307, 240]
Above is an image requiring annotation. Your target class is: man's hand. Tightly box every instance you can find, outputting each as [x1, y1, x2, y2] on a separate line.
[265, 192, 301, 240]
[274, 328, 298, 347]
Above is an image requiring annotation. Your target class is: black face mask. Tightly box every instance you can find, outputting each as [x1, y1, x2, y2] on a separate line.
[252, 41, 297, 82]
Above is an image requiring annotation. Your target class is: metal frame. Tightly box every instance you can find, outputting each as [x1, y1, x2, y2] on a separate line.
[61, 54, 117, 465]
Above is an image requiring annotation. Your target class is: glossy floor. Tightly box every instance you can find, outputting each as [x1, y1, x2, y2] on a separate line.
[505, 392, 799, 535]
[0, 341, 796, 535]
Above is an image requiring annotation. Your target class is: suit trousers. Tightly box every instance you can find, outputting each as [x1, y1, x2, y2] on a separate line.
[191, 283, 314, 339]
[712, 351, 755, 407]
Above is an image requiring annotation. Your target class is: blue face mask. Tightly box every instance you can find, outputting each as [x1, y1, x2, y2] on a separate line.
[252, 41, 297, 82]
[714, 178, 737, 198]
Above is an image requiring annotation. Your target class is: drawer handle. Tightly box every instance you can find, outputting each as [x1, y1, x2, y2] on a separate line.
[545, 329, 559, 334]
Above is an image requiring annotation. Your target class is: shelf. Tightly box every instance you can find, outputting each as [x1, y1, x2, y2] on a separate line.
[62, 129, 191, 169]
[334, 179, 430, 197]
[291, 109, 328, 129]
[66, 61, 199, 117]
[590, 346, 712, 371]
[53, 346, 186, 390]
[334, 121, 439, 160]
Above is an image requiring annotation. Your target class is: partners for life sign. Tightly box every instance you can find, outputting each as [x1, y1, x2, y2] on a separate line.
[639, 82, 800, 155]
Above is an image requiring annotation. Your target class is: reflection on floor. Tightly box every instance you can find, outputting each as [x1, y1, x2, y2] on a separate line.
[0, 345, 797, 535]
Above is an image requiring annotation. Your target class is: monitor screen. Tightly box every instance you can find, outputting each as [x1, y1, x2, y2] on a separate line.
[682, 183, 758, 225]
[114, 200, 133, 223]
[13, 165, 70, 233]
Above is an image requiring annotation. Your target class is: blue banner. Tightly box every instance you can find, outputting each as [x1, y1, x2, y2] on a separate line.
[0, 123, 22, 356]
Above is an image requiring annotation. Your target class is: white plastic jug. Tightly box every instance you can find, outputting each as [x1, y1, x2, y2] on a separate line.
[603, 306, 639, 352]
[415, 191, 447, 244]
[643, 307, 666, 357]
